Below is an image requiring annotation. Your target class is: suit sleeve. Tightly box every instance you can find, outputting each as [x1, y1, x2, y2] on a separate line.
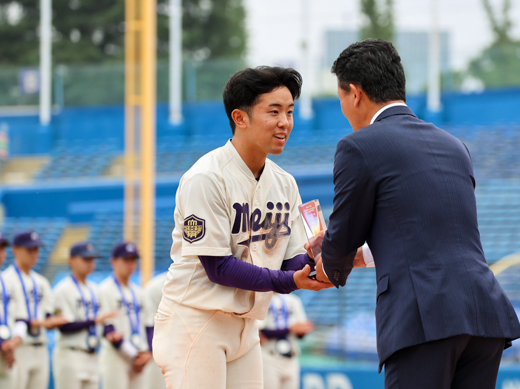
[322, 137, 376, 287]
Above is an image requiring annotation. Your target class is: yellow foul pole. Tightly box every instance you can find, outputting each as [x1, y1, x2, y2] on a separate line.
[125, 0, 156, 285]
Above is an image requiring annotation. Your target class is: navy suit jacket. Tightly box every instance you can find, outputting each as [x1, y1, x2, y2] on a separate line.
[321, 106, 520, 371]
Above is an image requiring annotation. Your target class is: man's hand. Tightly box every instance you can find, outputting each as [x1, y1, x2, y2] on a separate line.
[132, 351, 152, 373]
[294, 264, 334, 291]
[314, 256, 331, 283]
[105, 331, 123, 344]
[0, 336, 22, 368]
[354, 246, 366, 268]
[304, 230, 325, 260]
[95, 311, 119, 324]
[289, 320, 314, 336]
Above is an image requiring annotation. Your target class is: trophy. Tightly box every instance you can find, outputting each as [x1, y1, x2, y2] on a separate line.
[298, 199, 327, 260]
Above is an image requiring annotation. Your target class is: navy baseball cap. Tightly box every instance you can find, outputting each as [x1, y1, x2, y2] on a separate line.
[70, 242, 100, 258]
[112, 242, 140, 259]
[13, 230, 43, 248]
[0, 232, 9, 247]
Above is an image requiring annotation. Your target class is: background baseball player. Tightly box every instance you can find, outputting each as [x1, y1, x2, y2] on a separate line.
[98, 242, 153, 389]
[52, 241, 118, 389]
[4, 230, 67, 389]
[153, 66, 333, 389]
[258, 292, 313, 389]
[0, 232, 23, 389]
[144, 271, 167, 389]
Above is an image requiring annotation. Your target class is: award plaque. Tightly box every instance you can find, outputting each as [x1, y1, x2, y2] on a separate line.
[298, 199, 327, 258]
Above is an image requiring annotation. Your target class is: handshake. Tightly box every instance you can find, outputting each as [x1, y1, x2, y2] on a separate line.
[302, 231, 375, 284]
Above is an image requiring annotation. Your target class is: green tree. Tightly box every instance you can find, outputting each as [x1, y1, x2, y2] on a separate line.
[0, 0, 246, 65]
[360, 0, 394, 42]
[467, 0, 520, 88]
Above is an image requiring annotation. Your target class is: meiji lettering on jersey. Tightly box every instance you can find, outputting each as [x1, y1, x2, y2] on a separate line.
[231, 201, 291, 250]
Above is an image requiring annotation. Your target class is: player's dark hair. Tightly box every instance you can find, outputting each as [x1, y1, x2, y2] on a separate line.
[331, 39, 406, 103]
[223, 66, 303, 134]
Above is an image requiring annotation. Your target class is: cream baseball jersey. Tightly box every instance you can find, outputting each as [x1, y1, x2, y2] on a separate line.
[52, 276, 102, 349]
[3, 264, 53, 344]
[258, 293, 307, 355]
[98, 277, 152, 352]
[144, 272, 167, 319]
[0, 270, 16, 337]
[163, 140, 307, 320]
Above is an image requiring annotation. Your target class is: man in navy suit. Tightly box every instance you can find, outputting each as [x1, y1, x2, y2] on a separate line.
[309, 39, 520, 388]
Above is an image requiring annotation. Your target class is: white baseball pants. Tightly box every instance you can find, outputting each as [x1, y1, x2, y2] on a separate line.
[13, 344, 49, 389]
[53, 347, 99, 389]
[152, 297, 263, 389]
[99, 343, 146, 389]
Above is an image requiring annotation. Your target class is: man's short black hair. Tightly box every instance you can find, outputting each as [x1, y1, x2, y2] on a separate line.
[331, 39, 406, 103]
[223, 66, 303, 134]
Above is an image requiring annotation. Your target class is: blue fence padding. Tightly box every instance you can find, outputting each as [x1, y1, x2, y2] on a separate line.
[2, 87, 520, 156]
[299, 365, 520, 389]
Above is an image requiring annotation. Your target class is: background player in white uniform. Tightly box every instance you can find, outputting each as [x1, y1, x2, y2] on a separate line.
[144, 272, 167, 389]
[0, 232, 23, 389]
[52, 242, 118, 389]
[99, 242, 153, 389]
[258, 292, 313, 389]
[3, 230, 67, 389]
[153, 66, 333, 389]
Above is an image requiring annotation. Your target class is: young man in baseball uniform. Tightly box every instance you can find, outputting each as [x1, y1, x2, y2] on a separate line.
[144, 272, 167, 389]
[3, 230, 67, 389]
[153, 66, 333, 389]
[258, 292, 313, 389]
[0, 232, 23, 389]
[98, 242, 153, 389]
[52, 242, 118, 389]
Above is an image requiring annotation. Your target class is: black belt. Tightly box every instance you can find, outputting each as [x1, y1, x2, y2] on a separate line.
[67, 347, 96, 354]
[268, 350, 294, 359]
[29, 343, 45, 347]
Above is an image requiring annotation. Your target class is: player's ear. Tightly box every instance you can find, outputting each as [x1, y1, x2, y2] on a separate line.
[231, 109, 249, 130]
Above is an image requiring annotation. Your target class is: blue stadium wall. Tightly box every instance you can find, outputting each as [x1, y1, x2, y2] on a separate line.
[2, 87, 520, 156]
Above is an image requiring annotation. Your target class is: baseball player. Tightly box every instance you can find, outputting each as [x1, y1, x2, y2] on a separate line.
[3, 230, 67, 389]
[52, 242, 118, 389]
[144, 272, 167, 389]
[258, 292, 313, 389]
[0, 232, 23, 389]
[98, 242, 153, 389]
[153, 66, 333, 389]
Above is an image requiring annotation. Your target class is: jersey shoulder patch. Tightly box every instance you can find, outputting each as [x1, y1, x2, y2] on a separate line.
[183, 214, 206, 243]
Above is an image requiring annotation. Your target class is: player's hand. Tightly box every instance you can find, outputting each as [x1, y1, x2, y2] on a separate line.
[259, 331, 268, 345]
[294, 264, 333, 291]
[132, 351, 152, 373]
[0, 337, 21, 368]
[304, 230, 325, 260]
[105, 331, 123, 344]
[289, 319, 314, 336]
[95, 311, 119, 324]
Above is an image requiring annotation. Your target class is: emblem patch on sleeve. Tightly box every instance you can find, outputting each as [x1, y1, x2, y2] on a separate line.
[183, 214, 206, 243]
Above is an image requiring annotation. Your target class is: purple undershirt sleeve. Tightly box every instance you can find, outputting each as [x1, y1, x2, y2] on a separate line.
[59, 320, 96, 333]
[146, 326, 154, 351]
[281, 253, 315, 272]
[198, 255, 298, 294]
[261, 328, 290, 339]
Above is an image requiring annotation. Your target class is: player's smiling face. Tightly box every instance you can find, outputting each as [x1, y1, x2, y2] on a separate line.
[248, 86, 294, 156]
